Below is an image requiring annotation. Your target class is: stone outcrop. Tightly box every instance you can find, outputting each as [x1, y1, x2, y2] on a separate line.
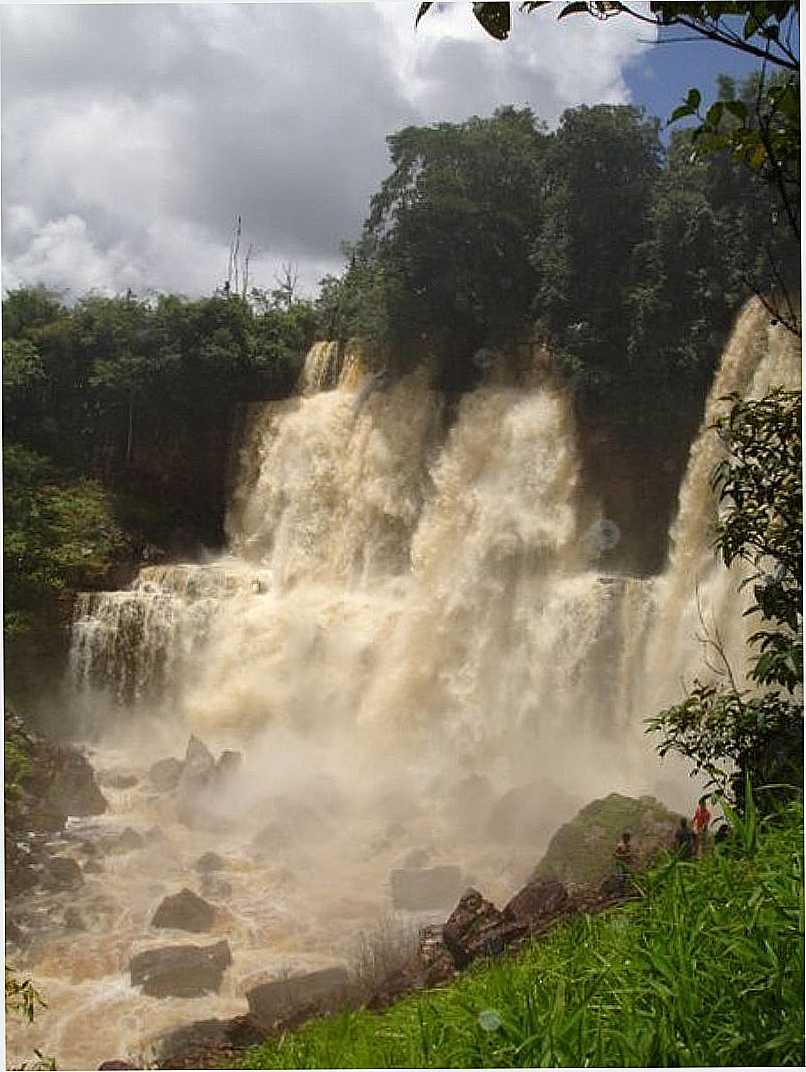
[199, 874, 232, 901]
[390, 865, 464, 910]
[149, 757, 183, 792]
[245, 967, 350, 1031]
[442, 888, 526, 969]
[43, 856, 84, 890]
[194, 851, 226, 873]
[531, 793, 682, 888]
[153, 1015, 265, 1070]
[130, 940, 232, 998]
[503, 876, 569, 928]
[151, 888, 217, 933]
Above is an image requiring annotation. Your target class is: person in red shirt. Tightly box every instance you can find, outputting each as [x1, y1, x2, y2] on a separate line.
[693, 795, 712, 856]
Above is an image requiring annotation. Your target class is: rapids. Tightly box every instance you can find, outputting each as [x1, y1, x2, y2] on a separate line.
[7, 301, 800, 1069]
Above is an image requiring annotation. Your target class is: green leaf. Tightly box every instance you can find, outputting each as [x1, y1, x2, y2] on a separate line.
[724, 99, 748, 121]
[415, 2, 433, 29]
[669, 103, 695, 123]
[706, 101, 724, 127]
[558, 1, 590, 17]
[472, 2, 511, 38]
[685, 87, 701, 111]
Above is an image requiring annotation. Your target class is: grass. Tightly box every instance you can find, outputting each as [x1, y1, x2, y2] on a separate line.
[240, 801, 804, 1068]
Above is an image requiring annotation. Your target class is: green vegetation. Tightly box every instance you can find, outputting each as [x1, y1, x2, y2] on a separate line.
[2, 286, 318, 667]
[241, 802, 803, 1068]
[648, 388, 803, 810]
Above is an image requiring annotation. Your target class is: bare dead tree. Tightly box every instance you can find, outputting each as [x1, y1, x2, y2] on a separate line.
[694, 585, 740, 693]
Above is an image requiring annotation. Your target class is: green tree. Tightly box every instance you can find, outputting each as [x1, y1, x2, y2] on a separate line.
[647, 389, 803, 810]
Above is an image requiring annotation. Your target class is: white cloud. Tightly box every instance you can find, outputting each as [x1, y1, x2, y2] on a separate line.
[1, 3, 652, 300]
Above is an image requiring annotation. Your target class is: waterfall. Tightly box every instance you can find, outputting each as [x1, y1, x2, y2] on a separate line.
[68, 301, 799, 796]
[16, 301, 795, 1070]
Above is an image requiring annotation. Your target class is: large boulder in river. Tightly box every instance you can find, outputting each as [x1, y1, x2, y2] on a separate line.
[486, 780, 579, 846]
[390, 866, 464, 911]
[154, 1014, 264, 1069]
[42, 855, 84, 890]
[176, 737, 217, 827]
[130, 939, 232, 997]
[44, 746, 108, 817]
[149, 757, 183, 792]
[194, 851, 226, 873]
[531, 793, 682, 888]
[151, 888, 217, 933]
[246, 966, 350, 1031]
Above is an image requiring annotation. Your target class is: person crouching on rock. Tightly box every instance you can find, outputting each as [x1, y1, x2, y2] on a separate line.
[614, 831, 633, 896]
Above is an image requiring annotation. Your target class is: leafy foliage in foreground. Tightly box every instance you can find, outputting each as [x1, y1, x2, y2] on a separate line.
[648, 388, 803, 808]
[241, 804, 804, 1069]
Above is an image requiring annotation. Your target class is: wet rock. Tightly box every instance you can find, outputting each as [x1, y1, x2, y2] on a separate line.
[176, 737, 217, 827]
[152, 888, 217, 933]
[98, 771, 139, 790]
[532, 793, 682, 888]
[390, 865, 464, 911]
[45, 747, 108, 817]
[215, 750, 242, 781]
[246, 966, 350, 1031]
[84, 859, 103, 874]
[149, 757, 183, 793]
[63, 907, 87, 931]
[130, 939, 232, 998]
[154, 1014, 265, 1068]
[98, 1062, 137, 1070]
[42, 855, 84, 890]
[503, 877, 569, 929]
[418, 924, 456, 986]
[194, 851, 226, 873]
[442, 888, 525, 969]
[200, 874, 233, 901]
[112, 827, 144, 853]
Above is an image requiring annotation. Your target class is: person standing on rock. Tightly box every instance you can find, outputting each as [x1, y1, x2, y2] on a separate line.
[693, 796, 712, 856]
[674, 816, 695, 860]
[613, 831, 633, 895]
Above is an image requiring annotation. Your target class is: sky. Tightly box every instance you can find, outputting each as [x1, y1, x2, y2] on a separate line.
[0, 2, 765, 303]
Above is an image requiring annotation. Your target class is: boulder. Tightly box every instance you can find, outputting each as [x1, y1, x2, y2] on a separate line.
[200, 874, 232, 901]
[63, 907, 87, 931]
[215, 751, 242, 781]
[390, 866, 464, 911]
[503, 877, 569, 929]
[531, 793, 682, 888]
[149, 757, 183, 793]
[84, 859, 103, 874]
[151, 888, 217, 933]
[194, 851, 226, 873]
[246, 966, 350, 1031]
[176, 737, 217, 827]
[98, 1062, 137, 1070]
[111, 828, 144, 853]
[442, 888, 525, 969]
[42, 856, 84, 890]
[154, 1014, 264, 1068]
[45, 746, 108, 817]
[417, 924, 456, 986]
[130, 939, 232, 998]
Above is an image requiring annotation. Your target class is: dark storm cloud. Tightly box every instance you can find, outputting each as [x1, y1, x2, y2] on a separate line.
[1, 3, 648, 298]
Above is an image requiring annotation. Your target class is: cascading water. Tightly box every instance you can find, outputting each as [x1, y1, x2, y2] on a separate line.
[9, 302, 799, 1069]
